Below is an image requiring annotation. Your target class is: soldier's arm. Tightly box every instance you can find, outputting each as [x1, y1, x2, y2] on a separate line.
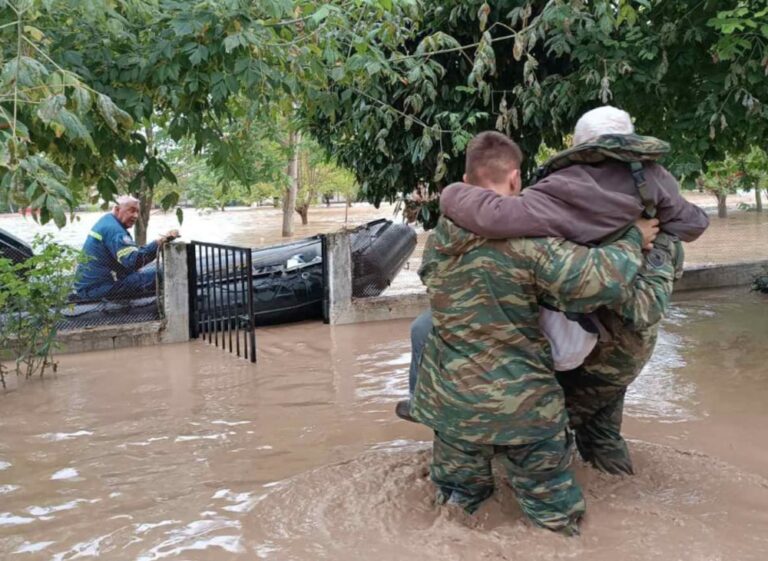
[534, 227, 645, 313]
[605, 237, 678, 329]
[107, 233, 158, 272]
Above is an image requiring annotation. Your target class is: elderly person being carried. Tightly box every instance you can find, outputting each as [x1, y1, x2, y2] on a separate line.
[411, 131, 676, 535]
[401, 106, 709, 477]
[74, 195, 178, 300]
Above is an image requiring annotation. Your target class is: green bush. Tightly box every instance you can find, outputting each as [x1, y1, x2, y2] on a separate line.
[0, 236, 80, 388]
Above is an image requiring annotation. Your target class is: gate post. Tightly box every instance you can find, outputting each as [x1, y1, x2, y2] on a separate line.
[323, 230, 353, 325]
[161, 241, 191, 344]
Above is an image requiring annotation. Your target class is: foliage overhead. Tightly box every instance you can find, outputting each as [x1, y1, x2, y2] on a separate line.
[1, 0, 767, 229]
[0, 0, 435, 225]
[309, 0, 768, 220]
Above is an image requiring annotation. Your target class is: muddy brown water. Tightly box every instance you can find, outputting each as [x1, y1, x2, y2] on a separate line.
[1, 288, 767, 559]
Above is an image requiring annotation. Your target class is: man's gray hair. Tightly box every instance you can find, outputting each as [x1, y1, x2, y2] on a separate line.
[573, 105, 634, 146]
[115, 194, 140, 207]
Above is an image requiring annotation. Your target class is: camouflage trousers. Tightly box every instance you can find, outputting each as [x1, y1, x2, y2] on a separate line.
[554, 233, 680, 474]
[431, 429, 586, 535]
[556, 310, 660, 475]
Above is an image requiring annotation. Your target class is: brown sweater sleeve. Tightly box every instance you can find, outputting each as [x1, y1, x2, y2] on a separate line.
[439, 174, 643, 245]
[439, 183, 551, 240]
[646, 164, 710, 242]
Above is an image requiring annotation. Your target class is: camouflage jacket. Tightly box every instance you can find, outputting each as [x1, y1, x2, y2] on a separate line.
[411, 217, 672, 445]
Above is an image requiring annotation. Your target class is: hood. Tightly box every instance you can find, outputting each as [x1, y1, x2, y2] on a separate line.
[430, 216, 487, 256]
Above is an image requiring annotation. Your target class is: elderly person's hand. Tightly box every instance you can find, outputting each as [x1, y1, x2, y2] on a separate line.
[634, 218, 659, 250]
[157, 230, 180, 247]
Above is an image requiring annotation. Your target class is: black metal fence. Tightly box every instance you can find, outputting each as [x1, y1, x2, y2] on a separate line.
[187, 241, 257, 362]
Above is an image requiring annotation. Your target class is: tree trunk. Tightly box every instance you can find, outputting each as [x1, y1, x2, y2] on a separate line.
[297, 205, 309, 225]
[755, 188, 763, 213]
[716, 193, 728, 218]
[282, 129, 300, 237]
[133, 124, 155, 246]
[134, 189, 153, 246]
[344, 196, 350, 224]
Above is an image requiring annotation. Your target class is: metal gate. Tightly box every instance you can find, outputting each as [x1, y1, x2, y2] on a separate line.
[187, 241, 257, 362]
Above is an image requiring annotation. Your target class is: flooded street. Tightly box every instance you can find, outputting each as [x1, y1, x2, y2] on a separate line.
[1, 288, 767, 560]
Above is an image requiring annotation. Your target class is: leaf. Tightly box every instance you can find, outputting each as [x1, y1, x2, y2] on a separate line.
[97, 176, 118, 201]
[513, 35, 525, 61]
[188, 44, 209, 66]
[23, 25, 45, 42]
[433, 151, 447, 182]
[161, 192, 180, 209]
[310, 5, 333, 25]
[223, 33, 245, 54]
[478, 3, 491, 32]
[176, 207, 184, 226]
[96, 94, 134, 133]
[72, 86, 92, 114]
[45, 196, 67, 228]
[37, 94, 67, 125]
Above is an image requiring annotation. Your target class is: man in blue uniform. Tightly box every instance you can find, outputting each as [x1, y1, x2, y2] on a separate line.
[74, 195, 179, 300]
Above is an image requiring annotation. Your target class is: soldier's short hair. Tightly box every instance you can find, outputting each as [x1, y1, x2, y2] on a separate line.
[465, 131, 524, 185]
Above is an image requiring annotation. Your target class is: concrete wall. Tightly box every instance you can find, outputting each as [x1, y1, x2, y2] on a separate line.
[56, 321, 163, 354]
[674, 260, 768, 292]
[48, 228, 768, 351]
[326, 223, 768, 325]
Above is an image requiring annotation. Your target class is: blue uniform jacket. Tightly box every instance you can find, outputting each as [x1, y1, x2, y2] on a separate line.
[74, 213, 158, 299]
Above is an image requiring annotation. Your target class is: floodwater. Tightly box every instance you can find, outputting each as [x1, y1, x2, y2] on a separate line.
[1, 288, 767, 560]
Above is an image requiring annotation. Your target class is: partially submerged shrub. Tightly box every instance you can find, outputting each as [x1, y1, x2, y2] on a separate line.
[0, 236, 80, 388]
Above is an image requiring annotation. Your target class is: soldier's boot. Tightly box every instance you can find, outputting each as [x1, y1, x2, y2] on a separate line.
[395, 399, 417, 423]
[573, 390, 634, 475]
[502, 430, 586, 536]
[431, 432, 495, 515]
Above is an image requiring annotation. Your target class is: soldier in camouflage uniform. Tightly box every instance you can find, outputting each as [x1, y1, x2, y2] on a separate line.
[426, 107, 707, 476]
[412, 131, 678, 535]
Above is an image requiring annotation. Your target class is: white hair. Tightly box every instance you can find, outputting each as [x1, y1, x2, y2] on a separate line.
[115, 194, 140, 207]
[573, 106, 635, 146]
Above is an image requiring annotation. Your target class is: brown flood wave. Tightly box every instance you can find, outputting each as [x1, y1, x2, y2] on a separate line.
[247, 441, 768, 561]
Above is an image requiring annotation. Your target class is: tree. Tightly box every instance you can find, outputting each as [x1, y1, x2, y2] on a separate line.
[5, 0, 767, 234]
[697, 154, 744, 218]
[740, 146, 768, 212]
[1, 0, 455, 234]
[0, 1, 136, 228]
[295, 137, 357, 225]
[309, 1, 768, 223]
[283, 128, 300, 236]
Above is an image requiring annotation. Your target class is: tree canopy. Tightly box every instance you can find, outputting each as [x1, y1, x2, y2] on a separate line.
[311, 0, 768, 220]
[2, 0, 767, 228]
[0, 0, 433, 225]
